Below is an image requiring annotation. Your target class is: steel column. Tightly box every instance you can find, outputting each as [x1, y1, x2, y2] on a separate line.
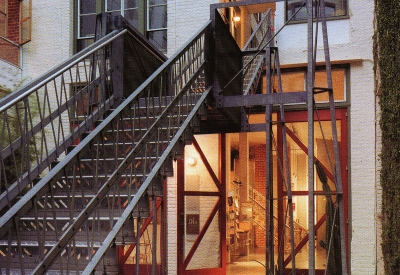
[306, 0, 316, 274]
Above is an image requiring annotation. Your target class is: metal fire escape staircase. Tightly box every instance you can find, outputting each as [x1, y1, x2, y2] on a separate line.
[0, 14, 214, 274]
[0, 0, 348, 274]
[242, 12, 270, 96]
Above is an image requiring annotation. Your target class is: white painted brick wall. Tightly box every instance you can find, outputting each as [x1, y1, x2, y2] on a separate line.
[167, 0, 215, 57]
[348, 1, 376, 274]
[0, 60, 22, 90]
[350, 61, 376, 274]
[167, 164, 178, 275]
[22, 0, 73, 80]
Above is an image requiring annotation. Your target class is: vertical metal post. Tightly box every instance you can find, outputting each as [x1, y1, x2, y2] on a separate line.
[265, 44, 274, 275]
[162, 178, 167, 274]
[306, 0, 315, 274]
[110, 35, 124, 105]
[275, 49, 296, 274]
[319, 0, 348, 273]
[136, 217, 141, 275]
[152, 196, 157, 274]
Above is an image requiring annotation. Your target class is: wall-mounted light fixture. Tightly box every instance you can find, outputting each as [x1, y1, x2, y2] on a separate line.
[187, 157, 197, 166]
[233, 7, 241, 22]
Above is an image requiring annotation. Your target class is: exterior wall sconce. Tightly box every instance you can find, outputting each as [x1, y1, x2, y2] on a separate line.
[187, 157, 197, 166]
[233, 6, 241, 22]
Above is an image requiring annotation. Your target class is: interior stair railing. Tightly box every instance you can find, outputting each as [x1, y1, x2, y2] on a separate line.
[0, 15, 212, 274]
[249, 187, 307, 252]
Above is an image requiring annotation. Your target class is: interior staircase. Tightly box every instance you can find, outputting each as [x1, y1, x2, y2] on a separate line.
[249, 186, 307, 254]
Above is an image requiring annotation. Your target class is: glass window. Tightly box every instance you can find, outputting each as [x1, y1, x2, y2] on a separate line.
[78, 0, 96, 38]
[20, 0, 32, 45]
[77, 0, 166, 52]
[105, 0, 138, 24]
[265, 67, 347, 103]
[0, 0, 7, 37]
[314, 68, 345, 102]
[148, 0, 167, 29]
[147, 0, 167, 52]
[286, 0, 348, 21]
[106, 0, 121, 12]
[123, 0, 138, 26]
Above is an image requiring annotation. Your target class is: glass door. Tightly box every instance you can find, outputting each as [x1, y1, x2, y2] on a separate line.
[177, 134, 226, 275]
[279, 109, 348, 274]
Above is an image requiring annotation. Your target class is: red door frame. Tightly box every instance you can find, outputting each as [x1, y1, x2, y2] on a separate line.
[177, 134, 226, 275]
[279, 108, 349, 273]
[117, 198, 165, 274]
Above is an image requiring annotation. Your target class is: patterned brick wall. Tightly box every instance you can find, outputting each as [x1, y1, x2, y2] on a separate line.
[254, 145, 266, 247]
[7, 0, 19, 42]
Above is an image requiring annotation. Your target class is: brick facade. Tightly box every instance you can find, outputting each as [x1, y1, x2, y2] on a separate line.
[254, 145, 266, 247]
[7, 0, 19, 42]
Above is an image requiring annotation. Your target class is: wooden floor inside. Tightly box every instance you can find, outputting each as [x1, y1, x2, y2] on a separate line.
[226, 246, 328, 275]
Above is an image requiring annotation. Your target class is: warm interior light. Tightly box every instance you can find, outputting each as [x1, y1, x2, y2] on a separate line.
[187, 157, 196, 166]
[233, 16, 240, 22]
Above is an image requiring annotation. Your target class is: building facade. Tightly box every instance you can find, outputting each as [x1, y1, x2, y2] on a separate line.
[0, 0, 380, 274]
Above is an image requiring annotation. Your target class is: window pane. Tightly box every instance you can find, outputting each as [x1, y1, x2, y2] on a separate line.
[124, 0, 138, 9]
[264, 68, 345, 102]
[124, 9, 138, 26]
[0, 0, 6, 37]
[77, 38, 94, 52]
[314, 69, 345, 102]
[20, 0, 32, 45]
[273, 71, 306, 93]
[0, 0, 6, 13]
[107, 0, 121, 12]
[287, 0, 347, 21]
[80, 14, 96, 37]
[148, 29, 167, 52]
[0, 13, 6, 37]
[80, 0, 96, 14]
[148, 5, 167, 30]
[149, 0, 167, 5]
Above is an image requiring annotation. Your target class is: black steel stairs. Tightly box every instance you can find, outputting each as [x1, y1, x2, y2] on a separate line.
[0, 8, 271, 274]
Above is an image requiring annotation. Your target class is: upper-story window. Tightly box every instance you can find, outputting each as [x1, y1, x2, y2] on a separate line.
[286, 0, 348, 21]
[77, 0, 167, 53]
[106, 0, 139, 26]
[147, 0, 167, 52]
[0, 0, 7, 37]
[0, 0, 31, 66]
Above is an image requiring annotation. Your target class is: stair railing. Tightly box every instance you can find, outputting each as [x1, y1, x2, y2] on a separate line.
[241, 9, 272, 95]
[0, 20, 212, 275]
[0, 28, 127, 213]
[242, 9, 272, 51]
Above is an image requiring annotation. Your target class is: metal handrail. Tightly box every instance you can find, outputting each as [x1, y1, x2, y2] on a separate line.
[0, 28, 128, 213]
[242, 9, 271, 51]
[0, 20, 212, 274]
[0, 30, 126, 113]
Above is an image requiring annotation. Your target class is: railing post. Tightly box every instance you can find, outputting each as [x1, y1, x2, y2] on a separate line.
[110, 35, 125, 106]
